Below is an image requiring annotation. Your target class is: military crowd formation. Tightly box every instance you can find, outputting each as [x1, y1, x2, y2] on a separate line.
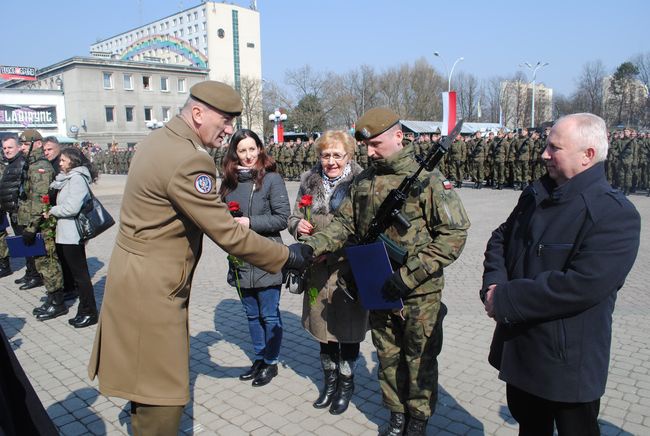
[201, 128, 650, 196]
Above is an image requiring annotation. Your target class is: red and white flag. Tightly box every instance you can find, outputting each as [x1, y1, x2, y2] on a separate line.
[441, 91, 457, 136]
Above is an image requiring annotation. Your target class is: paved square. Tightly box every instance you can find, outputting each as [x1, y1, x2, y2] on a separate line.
[1, 175, 648, 435]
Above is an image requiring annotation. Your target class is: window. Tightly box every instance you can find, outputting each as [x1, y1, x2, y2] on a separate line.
[103, 72, 113, 89]
[177, 78, 186, 93]
[162, 107, 171, 122]
[123, 74, 133, 90]
[160, 76, 169, 92]
[142, 75, 151, 90]
[144, 107, 153, 121]
[125, 106, 134, 122]
[179, 16, 183, 24]
[105, 106, 115, 122]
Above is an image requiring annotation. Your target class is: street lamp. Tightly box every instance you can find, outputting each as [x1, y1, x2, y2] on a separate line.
[268, 109, 287, 143]
[520, 61, 549, 128]
[434, 51, 464, 91]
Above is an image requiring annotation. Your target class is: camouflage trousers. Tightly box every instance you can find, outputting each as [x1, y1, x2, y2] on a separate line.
[616, 163, 634, 190]
[35, 237, 63, 293]
[370, 294, 447, 420]
[0, 228, 8, 259]
[513, 160, 529, 183]
[491, 162, 507, 185]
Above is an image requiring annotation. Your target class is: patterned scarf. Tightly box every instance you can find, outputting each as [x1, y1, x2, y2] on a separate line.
[321, 162, 352, 198]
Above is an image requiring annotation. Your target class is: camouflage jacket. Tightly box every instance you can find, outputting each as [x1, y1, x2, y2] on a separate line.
[306, 145, 470, 296]
[17, 148, 55, 231]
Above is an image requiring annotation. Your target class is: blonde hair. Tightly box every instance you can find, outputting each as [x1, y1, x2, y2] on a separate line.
[316, 130, 357, 156]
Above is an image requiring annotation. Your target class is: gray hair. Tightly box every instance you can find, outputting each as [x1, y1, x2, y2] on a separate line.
[556, 113, 608, 162]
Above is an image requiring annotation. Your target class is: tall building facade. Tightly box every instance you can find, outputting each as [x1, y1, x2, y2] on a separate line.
[500, 80, 553, 129]
[89, 1, 263, 129]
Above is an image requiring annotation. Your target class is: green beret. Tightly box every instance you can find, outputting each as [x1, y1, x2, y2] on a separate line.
[19, 129, 42, 142]
[355, 107, 400, 140]
[190, 80, 243, 116]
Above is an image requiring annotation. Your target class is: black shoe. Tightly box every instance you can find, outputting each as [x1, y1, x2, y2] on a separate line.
[329, 374, 354, 415]
[69, 314, 98, 328]
[252, 363, 278, 387]
[33, 293, 55, 315]
[0, 257, 11, 278]
[314, 369, 338, 409]
[14, 274, 30, 284]
[404, 417, 428, 436]
[239, 359, 264, 381]
[379, 412, 407, 436]
[19, 277, 44, 290]
[35, 294, 69, 321]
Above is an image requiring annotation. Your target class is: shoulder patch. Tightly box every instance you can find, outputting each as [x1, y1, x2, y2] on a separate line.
[38, 168, 46, 173]
[194, 174, 213, 194]
[442, 180, 453, 190]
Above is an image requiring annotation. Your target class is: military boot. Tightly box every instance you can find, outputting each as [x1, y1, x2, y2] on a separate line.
[35, 290, 68, 321]
[329, 359, 355, 415]
[313, 354, 338, 409]
[19, 275, 44, 290]
[379, 412, 407, 436]
[0, 257, 11, 278]
[404, 417, 428, 436]
[15, 257, 38, 284]
[32, 292, 55, 315]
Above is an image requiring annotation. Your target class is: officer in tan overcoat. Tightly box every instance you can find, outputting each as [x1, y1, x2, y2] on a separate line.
[87, 81, 311, 435]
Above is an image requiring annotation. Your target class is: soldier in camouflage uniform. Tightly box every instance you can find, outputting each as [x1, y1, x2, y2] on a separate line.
[448, 133, 467, 188]
[303, 108, 469, 436]
[638, 132, 650, 196]
[489, 130, 509, 190]
[529, 131, 546, 181]
[607, 130, 621, 187]
[512, 128, 531, 190]
[468, 131, 487, 189]
[617, 128, 638, 195]
[16, 130, 65, 320]
[504, 131, 516, 188]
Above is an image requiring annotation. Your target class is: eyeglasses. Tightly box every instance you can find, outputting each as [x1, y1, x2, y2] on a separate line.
[320, 152, 347, 162]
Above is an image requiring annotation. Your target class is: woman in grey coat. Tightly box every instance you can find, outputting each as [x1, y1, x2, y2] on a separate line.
[43, 147, 99, 328]
[219, 129, 290, 387]
[288, 130, 368, 415]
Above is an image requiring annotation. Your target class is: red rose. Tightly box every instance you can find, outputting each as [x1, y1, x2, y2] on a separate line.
[227, 201, 243, 218]
[298, 194, 313, 208]
[228, 201, 240, 212]
[41, 195, 50, 205]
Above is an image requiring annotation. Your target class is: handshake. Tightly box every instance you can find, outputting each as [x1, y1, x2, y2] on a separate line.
[282, 243, 315, 293]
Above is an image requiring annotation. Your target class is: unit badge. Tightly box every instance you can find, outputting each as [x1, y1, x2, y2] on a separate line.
[194, 174, 213, 194]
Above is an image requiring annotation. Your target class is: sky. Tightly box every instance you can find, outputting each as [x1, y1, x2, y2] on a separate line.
[2, 0, 649, 96]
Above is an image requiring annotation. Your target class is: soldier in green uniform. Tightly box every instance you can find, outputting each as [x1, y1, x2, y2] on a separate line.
[529, 131, 546, 181]
[638, 132, 650, 196]
[512, 128, 531, 190]
[16, 130, 65, 320]
[489, 130, 508, 190]
[468, 131, 487, 189]
[448, 133, 466, 188]
[504, 131, 516, 188]
[302, 108, 469, 435]
[617, 128, 638, 195]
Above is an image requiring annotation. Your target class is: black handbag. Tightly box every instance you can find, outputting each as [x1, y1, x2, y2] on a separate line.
[75, 182, 115, 241]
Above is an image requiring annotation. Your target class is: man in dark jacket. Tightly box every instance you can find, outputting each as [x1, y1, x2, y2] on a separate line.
[481, 113, 640, 435]
[0, 135, 27, 278]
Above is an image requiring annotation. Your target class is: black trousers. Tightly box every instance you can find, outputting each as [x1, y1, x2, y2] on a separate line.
[56, 243, 97, 316]
[506, 384, 601, 436]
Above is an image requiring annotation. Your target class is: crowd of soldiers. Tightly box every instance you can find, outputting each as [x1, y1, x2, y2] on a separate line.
[83, 128, 650, 197]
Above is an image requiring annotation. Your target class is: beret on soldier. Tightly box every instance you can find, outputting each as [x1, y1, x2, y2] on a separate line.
[355, 107, 401, 140]
[190, 80, 243, 116]
[19, 129, 42, 142]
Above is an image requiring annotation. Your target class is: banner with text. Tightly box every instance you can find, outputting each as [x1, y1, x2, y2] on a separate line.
[0, 66, 37, 81]
[0, 105, 58, 128]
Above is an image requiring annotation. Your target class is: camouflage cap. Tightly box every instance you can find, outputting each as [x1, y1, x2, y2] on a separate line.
[354, 107, 400, 140]
[19, 129, 42, 142]
[190, 80, 243, 116]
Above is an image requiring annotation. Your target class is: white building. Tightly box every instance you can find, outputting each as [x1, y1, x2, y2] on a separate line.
[89, 1, 261, 92]
[500, 81, 553, 129]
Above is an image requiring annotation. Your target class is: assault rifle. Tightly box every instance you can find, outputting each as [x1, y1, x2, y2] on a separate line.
[491, 136, 505, 159]
[358, 119, 465, 267]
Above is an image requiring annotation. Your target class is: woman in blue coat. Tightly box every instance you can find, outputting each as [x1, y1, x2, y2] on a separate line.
[219, 129, 290, 387]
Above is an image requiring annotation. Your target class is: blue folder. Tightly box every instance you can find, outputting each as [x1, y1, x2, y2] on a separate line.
[345, 241, 404, 311]
[6, 234, 47, 258]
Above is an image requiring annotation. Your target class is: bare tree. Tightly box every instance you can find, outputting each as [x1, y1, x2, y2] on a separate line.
[632, 52, 650, 89]
[238, 76, 264, 131]
[456, 72, 481, 121]
[573, 60, 606, 116]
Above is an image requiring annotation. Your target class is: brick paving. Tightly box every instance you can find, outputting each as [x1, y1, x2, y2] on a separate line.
[1, 174, 648, 435]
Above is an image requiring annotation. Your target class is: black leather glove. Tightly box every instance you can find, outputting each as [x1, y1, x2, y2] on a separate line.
[284, 243, 314, 271]
[381, 270, 412, 301]
[22, 230, 37, 246]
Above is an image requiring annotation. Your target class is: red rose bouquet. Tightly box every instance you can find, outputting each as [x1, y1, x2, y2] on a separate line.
[226, 201, 245, 298]
[298, 194, 313, 223]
